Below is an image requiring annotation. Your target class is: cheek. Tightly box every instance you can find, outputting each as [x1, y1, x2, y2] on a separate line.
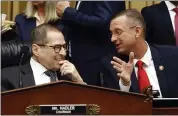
[122, 35, 135, 46]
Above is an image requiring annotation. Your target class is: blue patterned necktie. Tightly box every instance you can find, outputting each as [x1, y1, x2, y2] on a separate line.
[44, 70, 57, 82]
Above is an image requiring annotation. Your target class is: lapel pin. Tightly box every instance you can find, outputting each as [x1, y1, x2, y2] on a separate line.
[159, 65, 164, 71]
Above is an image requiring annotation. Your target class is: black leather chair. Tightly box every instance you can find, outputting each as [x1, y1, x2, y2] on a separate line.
[1, 40, 32, 69]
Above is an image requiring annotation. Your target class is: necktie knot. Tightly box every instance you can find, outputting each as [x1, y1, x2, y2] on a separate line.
[44, 70, 57, 82]
[173, 8, 178, 14]
[136, 60, 144, 70]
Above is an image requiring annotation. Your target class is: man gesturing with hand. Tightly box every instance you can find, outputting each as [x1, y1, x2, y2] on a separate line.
[101, 9, 178, 98]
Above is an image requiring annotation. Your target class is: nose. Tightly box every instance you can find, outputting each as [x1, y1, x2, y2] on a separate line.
[111, 34, 117, 43]
[59, 47, 66, 56]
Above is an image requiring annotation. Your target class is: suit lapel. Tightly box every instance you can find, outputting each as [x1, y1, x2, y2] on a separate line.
[130, 70, 140, 93]
[101, 54, 120, 88]
[20, 62, 35, 88]
[150, 45, 168, 97]
[158, 2, 176, 43]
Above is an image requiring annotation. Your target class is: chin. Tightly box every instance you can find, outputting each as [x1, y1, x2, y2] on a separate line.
[117, 48, 124, 53]
[117, 49, 128, 55]
[52, 65, 61, 71]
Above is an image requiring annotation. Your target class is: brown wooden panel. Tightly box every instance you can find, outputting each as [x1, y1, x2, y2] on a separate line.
[1, 81, 152, 115]
[153, 108, 178, 115]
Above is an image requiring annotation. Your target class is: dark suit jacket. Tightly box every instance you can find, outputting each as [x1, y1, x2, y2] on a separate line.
[141, 2, 176, 46]
[1, 62, 70, 92]
[63, 1, 125, 61]
[101, 44, 178, 98]
[15, 13, 68, 41]
[61, 1, 125, 85]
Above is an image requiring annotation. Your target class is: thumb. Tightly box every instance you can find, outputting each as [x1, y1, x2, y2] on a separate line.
[128, 52, 134, 64]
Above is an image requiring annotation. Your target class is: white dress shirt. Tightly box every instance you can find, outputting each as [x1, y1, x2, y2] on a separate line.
[34, 12, 45, 26]
[30, 58, 57, 85]
[119, 44, 162, 98]
[165, 1, 177, 32]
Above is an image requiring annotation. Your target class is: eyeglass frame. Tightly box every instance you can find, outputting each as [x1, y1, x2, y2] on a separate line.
[36, 44, 68, 53]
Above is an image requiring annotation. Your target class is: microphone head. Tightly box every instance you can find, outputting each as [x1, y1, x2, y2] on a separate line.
[21, 45, 29, 54]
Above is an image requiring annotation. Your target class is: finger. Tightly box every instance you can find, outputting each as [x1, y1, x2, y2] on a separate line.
[113, 56, 124, 65]
[128, 52, 134, 64]
[62, 69, 71, 76]
[61, 66, 70, 72]
[111, 61, 122, 68]
[61, 67, 69, 76]
[59, 60, 65, 65]
[59, 60, 70, 67]
[117, 73, 121, 77]
[113, 65, 122, 73]
[60, 63, 67, 73]
[59, 60, 69, 64]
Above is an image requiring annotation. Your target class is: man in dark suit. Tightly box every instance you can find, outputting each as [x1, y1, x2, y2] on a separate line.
[141, 1, 178, 46]
[101, 9, 178, 98]
[56, 1, 126, 86]
[1, 24, 85, 92]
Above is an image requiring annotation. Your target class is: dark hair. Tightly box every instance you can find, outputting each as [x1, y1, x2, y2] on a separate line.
[112, 9, 146, 37]
[31, 24, 62, 44]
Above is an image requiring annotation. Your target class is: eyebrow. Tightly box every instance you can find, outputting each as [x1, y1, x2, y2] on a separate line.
[51, 43, 66, 46]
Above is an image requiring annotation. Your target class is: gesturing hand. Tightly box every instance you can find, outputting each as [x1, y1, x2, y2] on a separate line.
[111, 52, 134, 86]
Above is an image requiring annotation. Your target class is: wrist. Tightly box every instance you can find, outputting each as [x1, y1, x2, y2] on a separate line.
[71, 73, 83, 82]
[121, 79, 130, 86]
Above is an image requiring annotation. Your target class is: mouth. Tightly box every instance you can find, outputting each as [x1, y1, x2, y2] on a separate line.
[55, 57, 65, 61]
[55, 59, 64, 61]
[116, 43, 122, 50]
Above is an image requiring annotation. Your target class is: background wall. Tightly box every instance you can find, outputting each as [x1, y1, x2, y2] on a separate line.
[1, 1, 160, 21]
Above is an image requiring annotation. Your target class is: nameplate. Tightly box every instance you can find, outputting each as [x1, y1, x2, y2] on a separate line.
[25, 104, 100, 115]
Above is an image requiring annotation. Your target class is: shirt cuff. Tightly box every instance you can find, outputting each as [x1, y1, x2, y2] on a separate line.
[119, 79, 131, 92]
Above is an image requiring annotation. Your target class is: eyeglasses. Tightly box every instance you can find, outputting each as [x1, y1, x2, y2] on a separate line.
[37, 44, 67, 53]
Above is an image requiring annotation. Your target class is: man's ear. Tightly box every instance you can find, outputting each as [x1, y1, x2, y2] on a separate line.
[32, 44, 40, 56]
[135, 26, 141, 38]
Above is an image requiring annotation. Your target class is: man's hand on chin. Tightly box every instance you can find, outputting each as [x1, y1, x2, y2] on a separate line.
[59, 60, 86, 85]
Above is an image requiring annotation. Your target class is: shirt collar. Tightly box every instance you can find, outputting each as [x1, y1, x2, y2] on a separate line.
[30, 57, 47, 75]
[34, 12, 41, 21]
[133, 42, 152, 67]
[165, 1, 177, 11]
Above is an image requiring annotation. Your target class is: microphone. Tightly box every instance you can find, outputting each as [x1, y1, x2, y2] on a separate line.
[19, 45, 29, 88]
[153, 90, 160, 98]
[99, 72, 104, 86]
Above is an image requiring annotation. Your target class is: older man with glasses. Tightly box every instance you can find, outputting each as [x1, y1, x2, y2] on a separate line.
[1, 24, 86, 92]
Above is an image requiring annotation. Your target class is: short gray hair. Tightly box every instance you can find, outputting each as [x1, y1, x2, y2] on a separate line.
[112, 9, 146, 37]
[31, 24, 62, 44]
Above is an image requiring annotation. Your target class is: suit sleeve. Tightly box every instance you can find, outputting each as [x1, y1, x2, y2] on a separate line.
[141, 7, 154, 43]
[15, 14, 23, 40]
[62, 1, 125, 28]
[1, 68, 16, 92]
